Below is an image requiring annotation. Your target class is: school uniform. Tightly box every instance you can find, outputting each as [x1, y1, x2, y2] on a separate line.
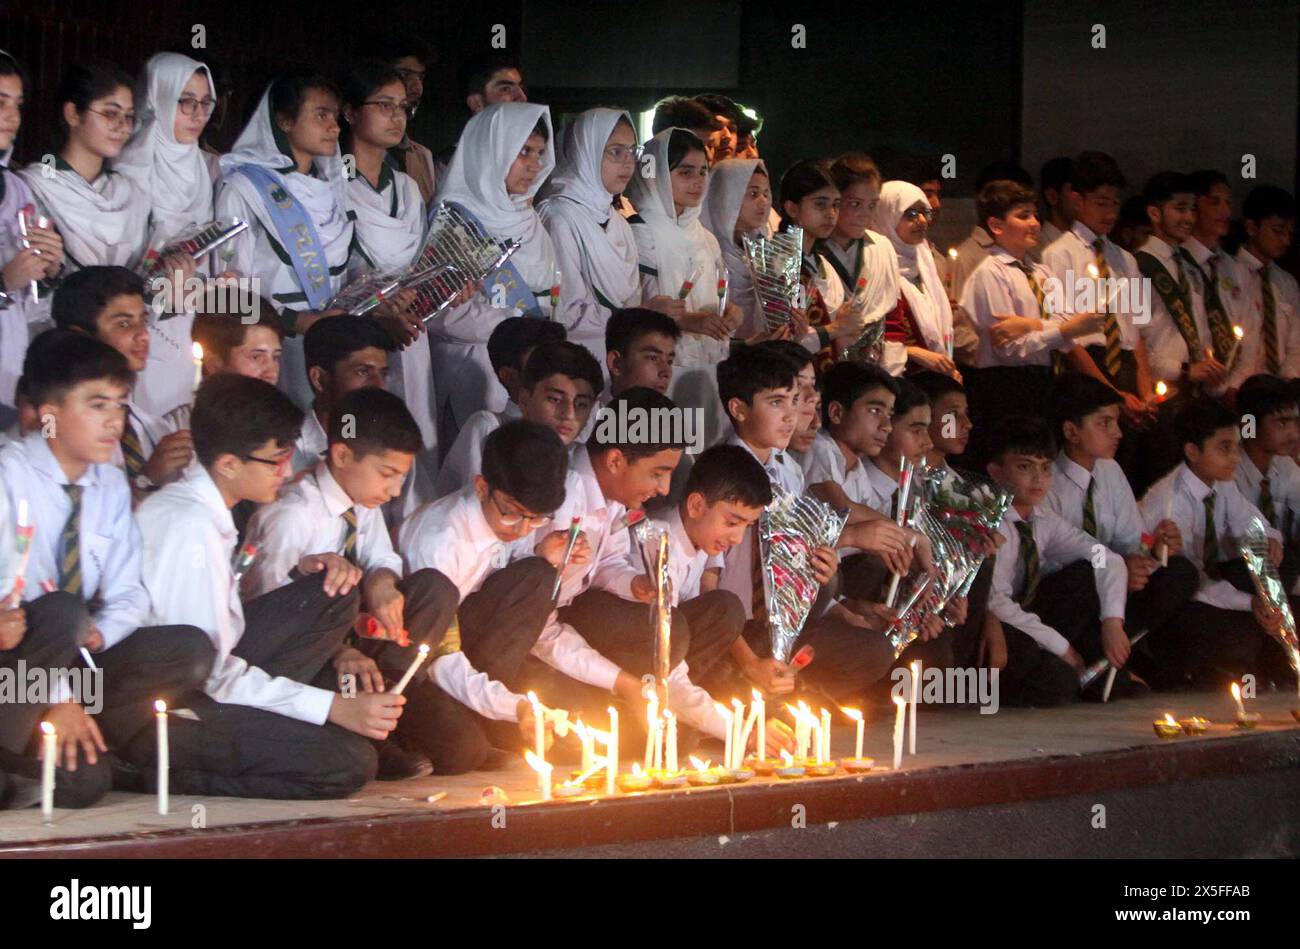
[948, 225, 995, 303]
[815, 230, 902, 338]
[1235, 248, 1300, 379]
[797, 251, 850, 372]
[112, 396, 172, 493]
[0, 432, 214, 797]
[875, 183, 956, 375]
[1043, 453, 1198, 638]
[291, 408, 329, 475]
[1134, 236, 1227, 385]
[1138, 464, 1290, 687]
[703, 158, 776, 341]
[0, 151, 42, 430]
[433, 406, 508, 498]
[1233, 450, 1300, 591]
[989, 505, 1128, 705]
[136, 466, 376, 799]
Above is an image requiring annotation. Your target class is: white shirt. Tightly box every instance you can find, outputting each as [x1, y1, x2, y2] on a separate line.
[800, 429, 877, 509]
[292, 409, 329, 475]
[989, 505, 1127, 656]
[961, 247, 1071, 369]
[136, 467, 335, 724]
[241, 461, 404, 598]
[632, 506, 724, 607]
[434, 408, 504, 499]
[1043, 453, 1144, 555]
[1134, 236, 1214, 383]
[1040, 221, 1141, 351]
[0, 431, 148, 648]
[1138, 463, 1280, 611]
[1235, 248, 1300, 379]
[949, 226, 995, 302]
[1181, 238, 1255, 391]
[1233, 450, 1300, 537]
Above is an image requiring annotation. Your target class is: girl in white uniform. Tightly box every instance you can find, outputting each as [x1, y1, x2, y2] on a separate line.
[429, 102, 557, 448]
[215, 70, 353, 411]
[626, 128, 743, 447]
[699, 156, 772, 340]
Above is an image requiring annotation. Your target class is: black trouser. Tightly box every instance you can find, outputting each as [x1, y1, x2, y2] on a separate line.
[1126, 555, 1199, 636]
[353, 568, 459, 684]
[121, 572, 376, 800]
[1000, 560, 1099, 707]
[397, 558, 556, 775]
[958, 365, 1052, 472]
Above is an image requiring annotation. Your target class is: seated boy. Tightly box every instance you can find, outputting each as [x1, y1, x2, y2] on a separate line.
[136, 373, 402, 798]
[1234, 374, 1300, 588]
[606, 307, 681, 398]
[243, 387, 459, 779]
[915, 370, 972, 468]
[1236, 185, 1299, 379]
[1044, 373, 1199, 687]
[984, 416, 1129, 706]
[0, 331, 214, 805]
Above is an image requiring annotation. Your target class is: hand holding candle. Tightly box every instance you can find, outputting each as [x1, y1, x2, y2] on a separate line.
[390, 643, 430, 695]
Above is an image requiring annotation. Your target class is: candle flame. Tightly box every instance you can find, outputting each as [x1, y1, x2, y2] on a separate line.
[731, 698, 744, 713]
[1086, 263, 1099, 279]
[689, 755, 710, 771]
[527, 690, 539, 706]
[1233, 325, 1244, 340]
[1155, 381, 1167, 396]
[714, 701, 731, 722]
[192, 342, 203, 361]
[417, 643, 430, 657]
[780, 750, 794, 766]
[40, 721, 54, 736]
[154, 699, 167, 714]
[1164, 713, 1177, 726]
[631, 763, 644, 776]
[910, 659, 921, 674]
[524, 749, 552, 775]
[751, 688, 762, 702]
[894, 696, 907, 708]
[948, 247, 958, 260]
[841, 707, 862, 722]
[1231, 682, 1241, 701]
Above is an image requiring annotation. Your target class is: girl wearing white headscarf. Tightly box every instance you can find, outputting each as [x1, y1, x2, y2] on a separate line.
[429, 101, 557, 443]
[699, 157, 771, 339]
[116, 52, 220, 417]
[873, 180, 960, 380]
[626, 128, 742, 447]
[215, 71, 354, 410]
[0, 51, 64, 429]
[339, 61, 438, 514]
[538, 108, 658, 368]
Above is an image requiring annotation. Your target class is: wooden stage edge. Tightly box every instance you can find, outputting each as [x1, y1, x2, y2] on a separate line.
[3, 728, 1297, 858]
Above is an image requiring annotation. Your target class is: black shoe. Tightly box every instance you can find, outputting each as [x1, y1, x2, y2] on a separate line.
[377, 743, 433, 781]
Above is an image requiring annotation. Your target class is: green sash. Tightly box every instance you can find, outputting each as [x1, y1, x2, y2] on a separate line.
[1135, 250, 1203, 363]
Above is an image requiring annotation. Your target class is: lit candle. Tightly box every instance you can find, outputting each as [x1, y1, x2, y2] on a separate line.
[737, 696, 759, 762]
[155, 700, 169, 816]
[843, 707, 864, 760]
[40, 721, 55, 821]
[575, 719, 593, 774]
[716, 702, 733, 771]
[643, 692, 658, 770]
[1225, 325, 1245, 371]
[664, 711, 677, 773]
[909, 660, 921, 755]
[391, 642, 430, 695]
[1155, 380, 1168, 402]
[529, 690, 545, 760]
[1159, 489, 1174, 568]
[192, 342, 204, 393]
[1231, 682, 1247, 719]
[606, 706, 618, 796]
[820, 708, 831, 762]
[730, 698, 744, 769]
[1086, 262, 1107, 314]
[946, 247, 958, 294]
[754, 690, 766, 761]
[892, 696, 906, 770]
[524, 749, 553, 802]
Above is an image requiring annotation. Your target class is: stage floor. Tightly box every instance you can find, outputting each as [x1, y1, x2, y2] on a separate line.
[2, 687, 1298, 857]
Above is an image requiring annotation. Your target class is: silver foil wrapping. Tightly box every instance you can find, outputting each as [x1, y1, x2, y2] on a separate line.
[139, 217, 249, 281]
[1237, 516, 1300, 680]
[743, 227, 804, 332]
[632, 520, 673, 704]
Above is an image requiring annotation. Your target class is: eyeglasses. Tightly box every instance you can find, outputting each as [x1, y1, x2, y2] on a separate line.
[902, 208, 934, 223]
[241, 452, 292, 475]
[86, 108, 137, 130]
[361, 100, 412, 119]
[603, 144, 643, 164]
[177, 96, 218, 117]
[488, 491, 550, 528]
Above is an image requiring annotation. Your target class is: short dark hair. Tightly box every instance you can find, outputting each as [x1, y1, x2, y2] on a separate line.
[588, 387, 687, 461]
[191, 373, 304, 469]
[652, 96, 719, 136]
[891, 378, 930, 418]
[976, 181, 1037, 231]
[911, 370, 965, 403]
[487, 316, 566, 374]
[1242, 185, 1296, 223]
[460, 52, 521, 99]
[1143, 171, 1193, 208]
[480, 420, 568, 514]
[820, 361, 898, 427]
[303, 315, 392, 376]
[1048, 372, 1123, 443]
[829, 153, 882, 193]
[986, 415, 1056, 463]
[667, 128, 708, 169]
[693, 93, 741, 126]
[522, 341, 603, 396]
[1237, 374, 1299, 434]
[717, 345, 798, 423]
[758, 339, 814, 374]
[1070, 151, 1126, 195]
[269, 69, 340, 124]
[684, 444, 772, 509]
[1187, 169, 1230, 198]
[606, 307, 681, 357]
[191, 305, 283, 364]
[328, 386, 423, 457]
[1174, 398, 1238, 455]
[22, 329, 133, 407]
[975, 160, 1034, 191]
[51, 266, 146, 334]
[779, 159, 837, 227]
[1039, 156, 1073, 195]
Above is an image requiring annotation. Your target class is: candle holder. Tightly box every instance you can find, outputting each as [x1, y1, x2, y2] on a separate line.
[745, 756, 778, 775]
[1177, 716, 1208, 736]
[688, 768, 721, 787]
[1152, 719, 1181, 739]
[805, 761, 837, 777]
[1290, 709, 1300, 723]
[722, 767, 755, 783]
[774, 762, 805, 779]
[569, 769, 606, 791]
[617, 771, 654, 793]
[650, 769, 688, 789]
[1234, 712, 1261, 730]
[840, 756, 875, 773]
[553, 781, 588, 798]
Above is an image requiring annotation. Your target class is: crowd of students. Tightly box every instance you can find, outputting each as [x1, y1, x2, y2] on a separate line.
[0, 42, 1298, 811]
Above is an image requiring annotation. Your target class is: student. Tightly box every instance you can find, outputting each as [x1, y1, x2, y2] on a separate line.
[375, 37, 438, 205]
[1044, 374, 1199, 675]
[1233, 375, 1300, 583]
[1113, 195, 1153, 255]
[959, 180, 1101, 466]
[397, 421, 572, 773]
[0, 330, 215, 803]
[627, 128, 741, 447]
[1235, 185, 1299, 379]
[874, 180, 959, 379]
[339, 61, 438, 512]
[947, 161, 1035, 301]
[137, 373, 399, 798]
[461, 52, 528, 114]
[51, 266, 194, 497]
[1182, 170, 1249, 357]
[1035, 156, 1073, 255]
[699, 157, 773, 339]
[538, 108, 651, 367]
[216, 70, 353, 411]
[116, 52, 220, 419]
[1041, 152, 1157, 464]
[437, 340, 601, 496]
[605, 307, 680, 397]
[0, 50, 64, 430]
[242, 387, 452, 779]
[649, 97, 721, 158]
[693, 93, 741, 165]
[428, 102, 558, 446]
[914, 370, 972, 467]
[293, 315, 392, 474]
[713, 346, 900, 702]
[1138, 399, 1290, 689]
[983, 416, 1129, 706]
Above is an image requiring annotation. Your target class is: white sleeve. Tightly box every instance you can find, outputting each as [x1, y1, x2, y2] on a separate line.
[531, 617, 621, 691]
[240, 501, 310, 599]
[431, 651, 524, 721]
[987, 524, 1071, 657]
[547, 213, 618, 341]
[665, 661, 728, 740]
[426, 295, 511, 345]
[1042, 515, 1128, 622]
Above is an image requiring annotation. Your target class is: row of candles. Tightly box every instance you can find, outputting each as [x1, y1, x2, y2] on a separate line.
[1151, 681, 1281, 738]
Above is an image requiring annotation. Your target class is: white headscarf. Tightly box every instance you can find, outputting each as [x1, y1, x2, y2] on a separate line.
[18, 153, 150, 270]
[873, 180, 951, 352]
[700, 157, 769, 336]
[436, 102, 557, 289]
[348, 167, 425, 270]
[116, 53, 215, 243]
[537, 108, 639, 308]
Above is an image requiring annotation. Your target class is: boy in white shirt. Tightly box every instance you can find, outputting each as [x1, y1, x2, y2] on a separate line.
[137, 373, 403, 798]
[1236, 186, 1299, 379]
[1234, 374, 1300, 589]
